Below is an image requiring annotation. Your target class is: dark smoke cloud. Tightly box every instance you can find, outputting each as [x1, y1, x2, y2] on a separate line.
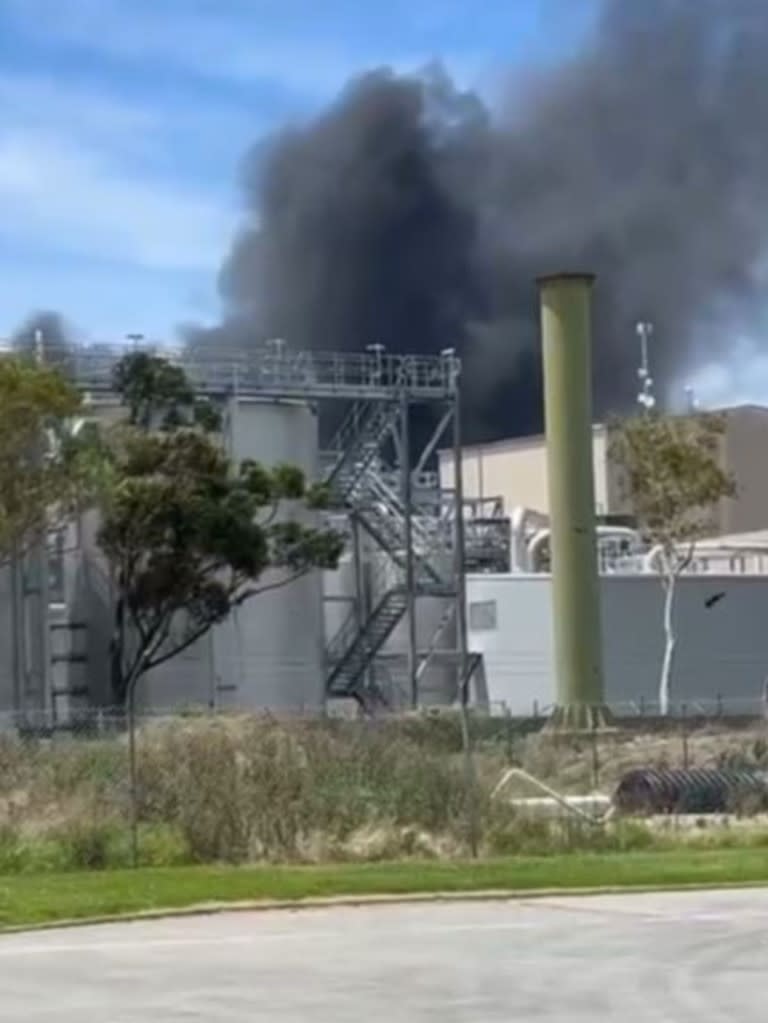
[194, 0, 768, 441]
[11, 310, 74, 367]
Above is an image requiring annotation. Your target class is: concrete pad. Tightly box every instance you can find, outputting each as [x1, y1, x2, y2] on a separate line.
[1, 888, 766, 1021]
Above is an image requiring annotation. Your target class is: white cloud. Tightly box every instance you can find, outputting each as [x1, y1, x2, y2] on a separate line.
[3, 0, 492, 97]
[0, 71, 158, 144]
[0, 62, 250, 275]
[682, 354, 768, 411]
[4, 0, 362, 95]
[0, 133, 234, 271]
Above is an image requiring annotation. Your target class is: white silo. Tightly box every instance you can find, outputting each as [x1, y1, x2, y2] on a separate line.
[0, 561, 16, 714]
[65, 394, 327, 716]
[326, 535, 457, 710]
[210, 398, 326, 712]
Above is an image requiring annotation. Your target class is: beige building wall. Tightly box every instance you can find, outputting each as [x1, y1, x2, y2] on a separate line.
[442, 405, 768, 534]
[439, 426, 611, 516]
[718, 406, 768, 534]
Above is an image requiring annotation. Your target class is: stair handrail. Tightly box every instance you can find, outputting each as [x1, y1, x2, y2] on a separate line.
[325, 554, 403, 663]
[323, 401, 398, 492]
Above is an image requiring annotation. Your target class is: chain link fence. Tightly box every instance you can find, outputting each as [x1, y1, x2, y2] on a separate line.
[1, 702, 766, 874]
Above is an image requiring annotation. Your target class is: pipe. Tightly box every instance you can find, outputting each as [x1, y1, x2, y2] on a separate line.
[510, 507, 530, 572]
[509, 506, 549, 572]
[538, 273, 606, 729]
[491, 766, 606, 824]
[528, 526, 642, 573]
[614, 767, 768, 816]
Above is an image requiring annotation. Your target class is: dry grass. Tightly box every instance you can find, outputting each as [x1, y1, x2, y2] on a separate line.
[516, 724, 768, 794]
[0, 713, 767, 873]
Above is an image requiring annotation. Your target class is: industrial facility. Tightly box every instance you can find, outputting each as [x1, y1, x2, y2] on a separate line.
[2, 277, 768, 725]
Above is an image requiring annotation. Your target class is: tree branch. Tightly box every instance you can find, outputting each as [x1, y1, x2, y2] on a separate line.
[234, 567, 310, 604]
[143, 568, 311, 674]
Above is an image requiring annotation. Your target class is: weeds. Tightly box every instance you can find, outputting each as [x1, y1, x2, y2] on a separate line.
[0, 714, 767, 874]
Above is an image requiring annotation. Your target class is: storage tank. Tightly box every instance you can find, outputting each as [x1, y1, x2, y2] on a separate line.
[210, 398, 325, 712]
[64, 395, 324, 716]
[323, 551, 358, 648]
[0, 542, 50, 721]
[384, 550, 456, 708]
[336, 544, 456, 710]
[0, 562, 16, 714]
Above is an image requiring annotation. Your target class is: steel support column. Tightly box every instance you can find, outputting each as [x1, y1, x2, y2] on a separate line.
[452, 397, 469, 702]
[401, 393, 418, 709]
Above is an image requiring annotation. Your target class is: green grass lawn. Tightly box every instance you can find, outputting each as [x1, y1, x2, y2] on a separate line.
[2, 848, 768, 931]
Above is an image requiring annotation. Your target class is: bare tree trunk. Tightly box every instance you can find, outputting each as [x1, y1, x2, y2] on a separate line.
[659, 571, 677, 716]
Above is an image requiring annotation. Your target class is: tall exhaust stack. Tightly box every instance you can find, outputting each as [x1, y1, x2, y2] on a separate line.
[537, 273, 607, 729]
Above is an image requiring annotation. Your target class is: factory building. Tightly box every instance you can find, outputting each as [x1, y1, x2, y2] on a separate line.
[437, 397, 768, 716]
[1, 332, 768, 726]
[439, 403, 768, 537]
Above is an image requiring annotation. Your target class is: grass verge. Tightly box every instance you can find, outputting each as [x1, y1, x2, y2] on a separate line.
[2, 848, 768, 931]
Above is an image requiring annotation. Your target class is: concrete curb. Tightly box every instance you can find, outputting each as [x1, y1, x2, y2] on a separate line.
[3, 879, 767, 935]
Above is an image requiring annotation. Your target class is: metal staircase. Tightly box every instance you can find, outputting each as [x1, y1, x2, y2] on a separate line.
[325, 563, 408, 701]
[323, 401, 454, 705]
[322, 401, 400, 497]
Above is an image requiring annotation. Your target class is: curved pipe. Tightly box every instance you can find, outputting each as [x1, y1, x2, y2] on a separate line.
[509, 506, 548, 572]
[528, 526, 642, 573]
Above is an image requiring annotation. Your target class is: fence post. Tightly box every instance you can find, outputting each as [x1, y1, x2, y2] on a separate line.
[681, 702, 689, 770]
[127, 683, 140, 869]
[590, 713, 600, 791]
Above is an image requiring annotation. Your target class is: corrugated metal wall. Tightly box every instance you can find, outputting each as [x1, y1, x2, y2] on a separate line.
[467, 573, 768, 714]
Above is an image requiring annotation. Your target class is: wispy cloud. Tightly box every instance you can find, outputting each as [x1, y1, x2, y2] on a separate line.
[4, 0, 367, 96]
[0, 133, 233, 271]
[2, 0, 494, 98]
[0, 0, 576, 340]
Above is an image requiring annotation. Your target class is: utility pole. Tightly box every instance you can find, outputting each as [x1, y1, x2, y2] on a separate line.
[636, 321, 656, 413]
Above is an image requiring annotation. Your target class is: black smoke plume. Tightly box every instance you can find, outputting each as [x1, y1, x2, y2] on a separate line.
[195, 0, 768, 441]
[11, 310, 76, 374]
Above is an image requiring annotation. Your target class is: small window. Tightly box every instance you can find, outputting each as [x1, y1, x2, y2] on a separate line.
[469, 599, 497, 631]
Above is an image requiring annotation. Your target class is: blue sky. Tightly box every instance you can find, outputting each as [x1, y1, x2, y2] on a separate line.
[0, 0, 595, 344]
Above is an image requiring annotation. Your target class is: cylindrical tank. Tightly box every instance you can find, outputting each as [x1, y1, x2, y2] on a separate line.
[0, 561, 16, 715]
[361, 548, 456, 709]
[212, 398, 325, 712]
[323, 552, 358, 643]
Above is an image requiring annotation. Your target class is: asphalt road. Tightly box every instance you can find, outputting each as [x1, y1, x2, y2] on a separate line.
[1, 888, 766, 1021]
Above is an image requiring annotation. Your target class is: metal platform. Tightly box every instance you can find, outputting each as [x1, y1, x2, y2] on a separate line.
[67, 345, 460, 402]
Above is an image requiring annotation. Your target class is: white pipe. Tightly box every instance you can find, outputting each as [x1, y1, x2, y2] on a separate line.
[510, 506, 530, 572]
[510, 506, 549, 572]
[491, 766, 607, 824]
[528, 526, 642, 573]
[642, 544, 664, 573]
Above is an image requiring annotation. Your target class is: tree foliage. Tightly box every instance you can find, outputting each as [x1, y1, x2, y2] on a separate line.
[609, 410, 736, 715]
[100, 354, 343, 705]
[111, 351, 220, 432]
[0, 356, 84, 562]
[609, 411, 736, 556]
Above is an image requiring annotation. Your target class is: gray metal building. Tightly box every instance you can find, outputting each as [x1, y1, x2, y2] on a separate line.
[467, 572, 768, 715]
